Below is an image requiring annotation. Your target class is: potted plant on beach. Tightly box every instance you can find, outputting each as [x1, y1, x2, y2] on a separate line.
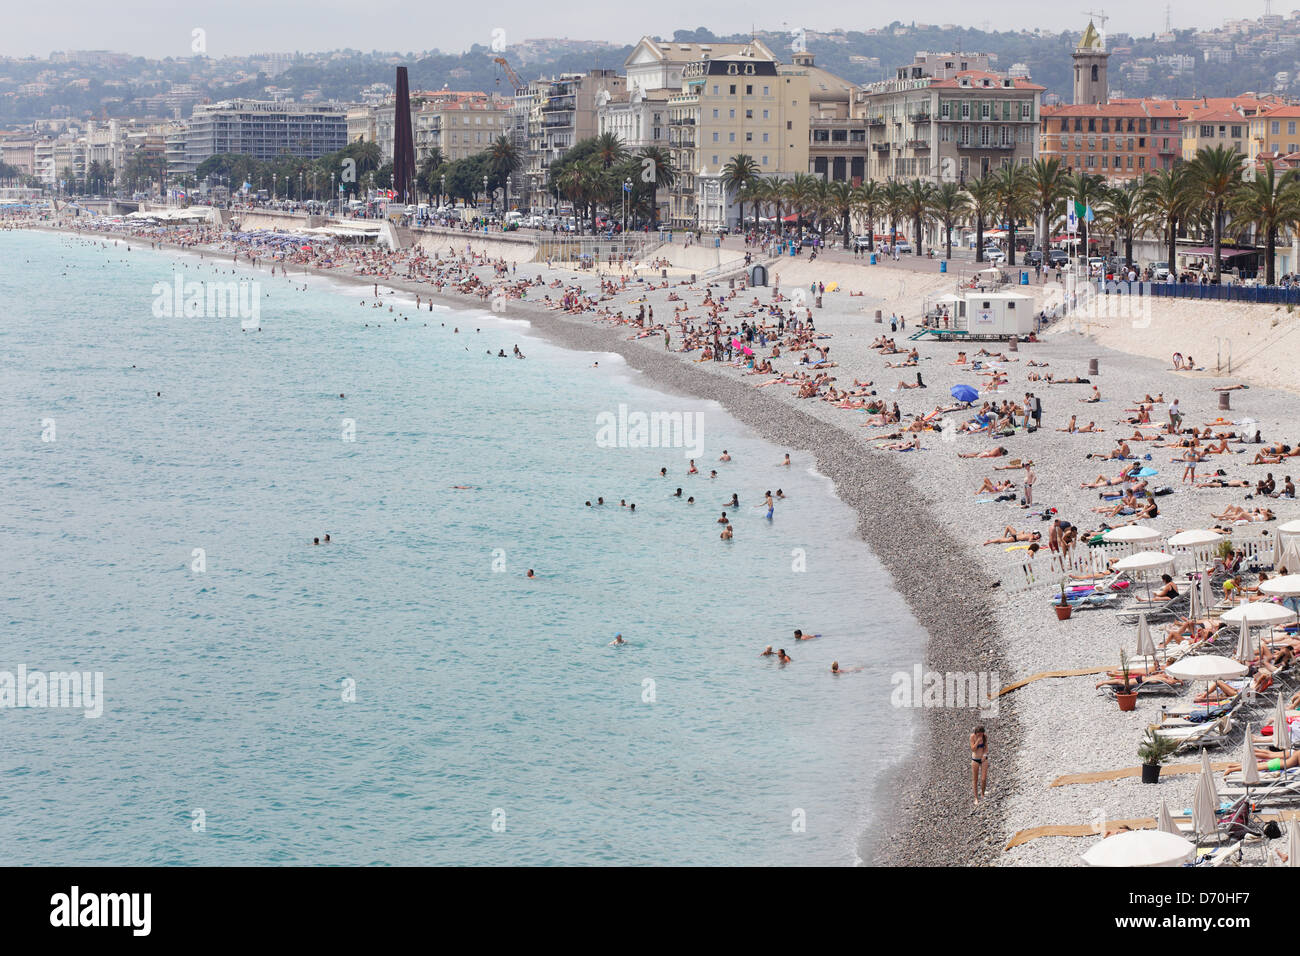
[1055, 577, 1072, 620]
[1116, 649, 1138, 712]
[1138, 727, 1179, 783]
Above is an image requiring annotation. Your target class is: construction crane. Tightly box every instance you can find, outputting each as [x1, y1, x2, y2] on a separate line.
[493, 56, 524, 92]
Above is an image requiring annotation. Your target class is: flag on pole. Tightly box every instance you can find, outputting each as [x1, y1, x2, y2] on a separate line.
[1066, 205, 1078, 233]
[1073, 199, 1094, 223]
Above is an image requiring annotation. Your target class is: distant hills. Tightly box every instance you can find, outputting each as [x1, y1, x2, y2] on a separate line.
[2, 21, 1296, 125]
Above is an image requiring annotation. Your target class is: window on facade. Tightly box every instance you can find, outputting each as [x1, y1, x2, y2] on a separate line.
[1231, 125, 1242, 138]
[1101, 118, 1110, 132]
[729, 132, 735, 142]
[1290, 121, 1297, 135]
[1138, 157, 1145, 168]
[1201, 125, 1214, 137]
[729, 84, 736, 94]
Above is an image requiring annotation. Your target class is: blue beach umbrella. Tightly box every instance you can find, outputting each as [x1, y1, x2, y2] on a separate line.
[951, 384, 979, 404]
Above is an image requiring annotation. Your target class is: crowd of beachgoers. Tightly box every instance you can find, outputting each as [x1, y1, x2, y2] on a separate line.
[39, 213, 1300, 865]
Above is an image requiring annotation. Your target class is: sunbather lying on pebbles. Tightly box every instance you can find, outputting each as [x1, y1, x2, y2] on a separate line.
[958, 446, 1008, 459]
[976, 478, 1015, 495]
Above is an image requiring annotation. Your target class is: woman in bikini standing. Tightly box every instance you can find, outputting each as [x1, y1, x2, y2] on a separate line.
[971, 725, 989, 806]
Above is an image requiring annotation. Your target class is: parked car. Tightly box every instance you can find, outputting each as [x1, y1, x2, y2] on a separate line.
[852, 235, 874, 252]
[1046, 249, 1070, 267]
[984, 247, 1006, 264]
[1151, 261, 1171, 280]
[894, 239, 912, 254]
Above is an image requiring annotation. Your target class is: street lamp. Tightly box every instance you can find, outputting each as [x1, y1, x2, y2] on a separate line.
[440, 174, 446, 211]
[330, 171, 335, 215]
[623, 178, 631, 238]
[483, 175, 489, 214]
[506, 175, 512, 212]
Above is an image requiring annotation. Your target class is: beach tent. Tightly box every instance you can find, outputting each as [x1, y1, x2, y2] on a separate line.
[1157, 799, 1179, 836]
[1135, 612, 1157, 659]
[1081, 829, 1194, 867]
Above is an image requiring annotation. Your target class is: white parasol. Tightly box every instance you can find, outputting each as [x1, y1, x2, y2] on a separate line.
[1157, 799, 1179, 836]
[1114, 551, 1175, 602]
[1081, 829, 1195, 867]
[1241, 722, 1261, 788]
[1135, 612, 1158, 660]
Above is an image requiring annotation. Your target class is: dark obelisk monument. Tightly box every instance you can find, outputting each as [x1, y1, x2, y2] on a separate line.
[393, 67, 416, 204]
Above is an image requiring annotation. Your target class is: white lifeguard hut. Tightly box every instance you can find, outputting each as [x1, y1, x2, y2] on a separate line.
[919, 289, 1036, 340]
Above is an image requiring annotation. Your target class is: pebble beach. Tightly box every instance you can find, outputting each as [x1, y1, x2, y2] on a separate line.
[36, 216, 1300, 865]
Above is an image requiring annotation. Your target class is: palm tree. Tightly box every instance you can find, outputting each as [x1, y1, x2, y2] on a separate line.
[900, 179, 935, 256]
[1229, 162, 1300, 286]
[1098, 181, 1144, 267]
[786, 173, 820, 234]
[1138, 165, 1192, 277]
[1027, 157, 1070, 254]
[721, 154, 761, 231]
[930, 181, 970, 260]
[851, 180, 882, 251]
[487, 135, 522, 187]
[593, 131, 627, 169]
[824, 180, 854, 247]
[1066, 171, 1107, 265]
[992, 164, 1031, 266]
[882, 180, 908, 246]
[965, 176, 1000, 264]
[1187, 145, 1244, 282]
[637, 146, 675, 227]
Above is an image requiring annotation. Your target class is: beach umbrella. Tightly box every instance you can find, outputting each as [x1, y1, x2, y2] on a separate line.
[1169, 529, 1223, 548]
[1167, 655, 1248, 719]
[950, 384, 978, 404]
[1201, 573, 1215, 616]
[1157, 799, 1179, 836]
[1114, 551, 1174, 602]
[1278, 518, 1300, 538]
[1193, 779, 1219, 842]
[1107, 525, 1162, 543]
[1081, 829, 1195, 867]
[1277, 692, 1291, 760]
[1135, 612, 1157, 660]
[1261, 574, 1300, 633]
[1105, 525, 1163, 557]
[1200, 748, 1220, 806]
[1283, 538, 1300, 575]
[1234, 620, 1254, 662]
[1188, 577, 1201, 622]
[1241, 722, 1260, 789]
[1221, 602, 1294, 626]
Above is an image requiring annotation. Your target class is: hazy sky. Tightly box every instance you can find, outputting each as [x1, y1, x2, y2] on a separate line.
[0, 3, 1233, 59]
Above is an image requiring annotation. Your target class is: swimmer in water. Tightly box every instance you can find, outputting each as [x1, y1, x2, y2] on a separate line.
[610, 633, 626, 646]
[778, 649, 793, 664]
[526, 569, 535, 579]
[726, 493, 739, 508]
[720, 523, 733, 540]
[324, 534, 331, 543]
[781, 453, 791, 467]
[709, 470, 718, 479]
[629, 503, 636, 512]
[660, 467, 668, 477]
[687, 459, 699, 475]
[776, 489, 786, 499]
[793, 629, 820, 641]
[717, 511, 729, 524]
[585, 501, 592, 506]
[673, 488, 683, 498]
[719, 450, 731, 462]
[312, 538, 320, 546]
[760, 645, 775, 656]
[686, 496, 695, 504]
[597, 497, 605, 505]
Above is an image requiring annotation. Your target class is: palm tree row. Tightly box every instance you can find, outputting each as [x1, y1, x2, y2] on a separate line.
[712, 146, 1300, 285]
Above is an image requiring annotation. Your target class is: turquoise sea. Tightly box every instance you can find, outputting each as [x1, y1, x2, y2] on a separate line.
[0, 229, 923, 865]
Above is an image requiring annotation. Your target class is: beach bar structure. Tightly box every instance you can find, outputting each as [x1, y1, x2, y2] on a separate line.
[917, 290, 1036, 341]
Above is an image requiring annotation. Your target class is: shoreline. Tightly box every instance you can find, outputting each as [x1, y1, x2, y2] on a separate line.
[35, 223, 1007, 864]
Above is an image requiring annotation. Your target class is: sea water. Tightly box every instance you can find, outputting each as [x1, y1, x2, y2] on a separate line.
[0, 230, 923, 865]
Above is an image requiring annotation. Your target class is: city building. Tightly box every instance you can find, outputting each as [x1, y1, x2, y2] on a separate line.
[413, 93, 512, 163]
[175, 100, 347, 178]
[666, 50, 810, 228]
[859, 54, 1041, 184]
